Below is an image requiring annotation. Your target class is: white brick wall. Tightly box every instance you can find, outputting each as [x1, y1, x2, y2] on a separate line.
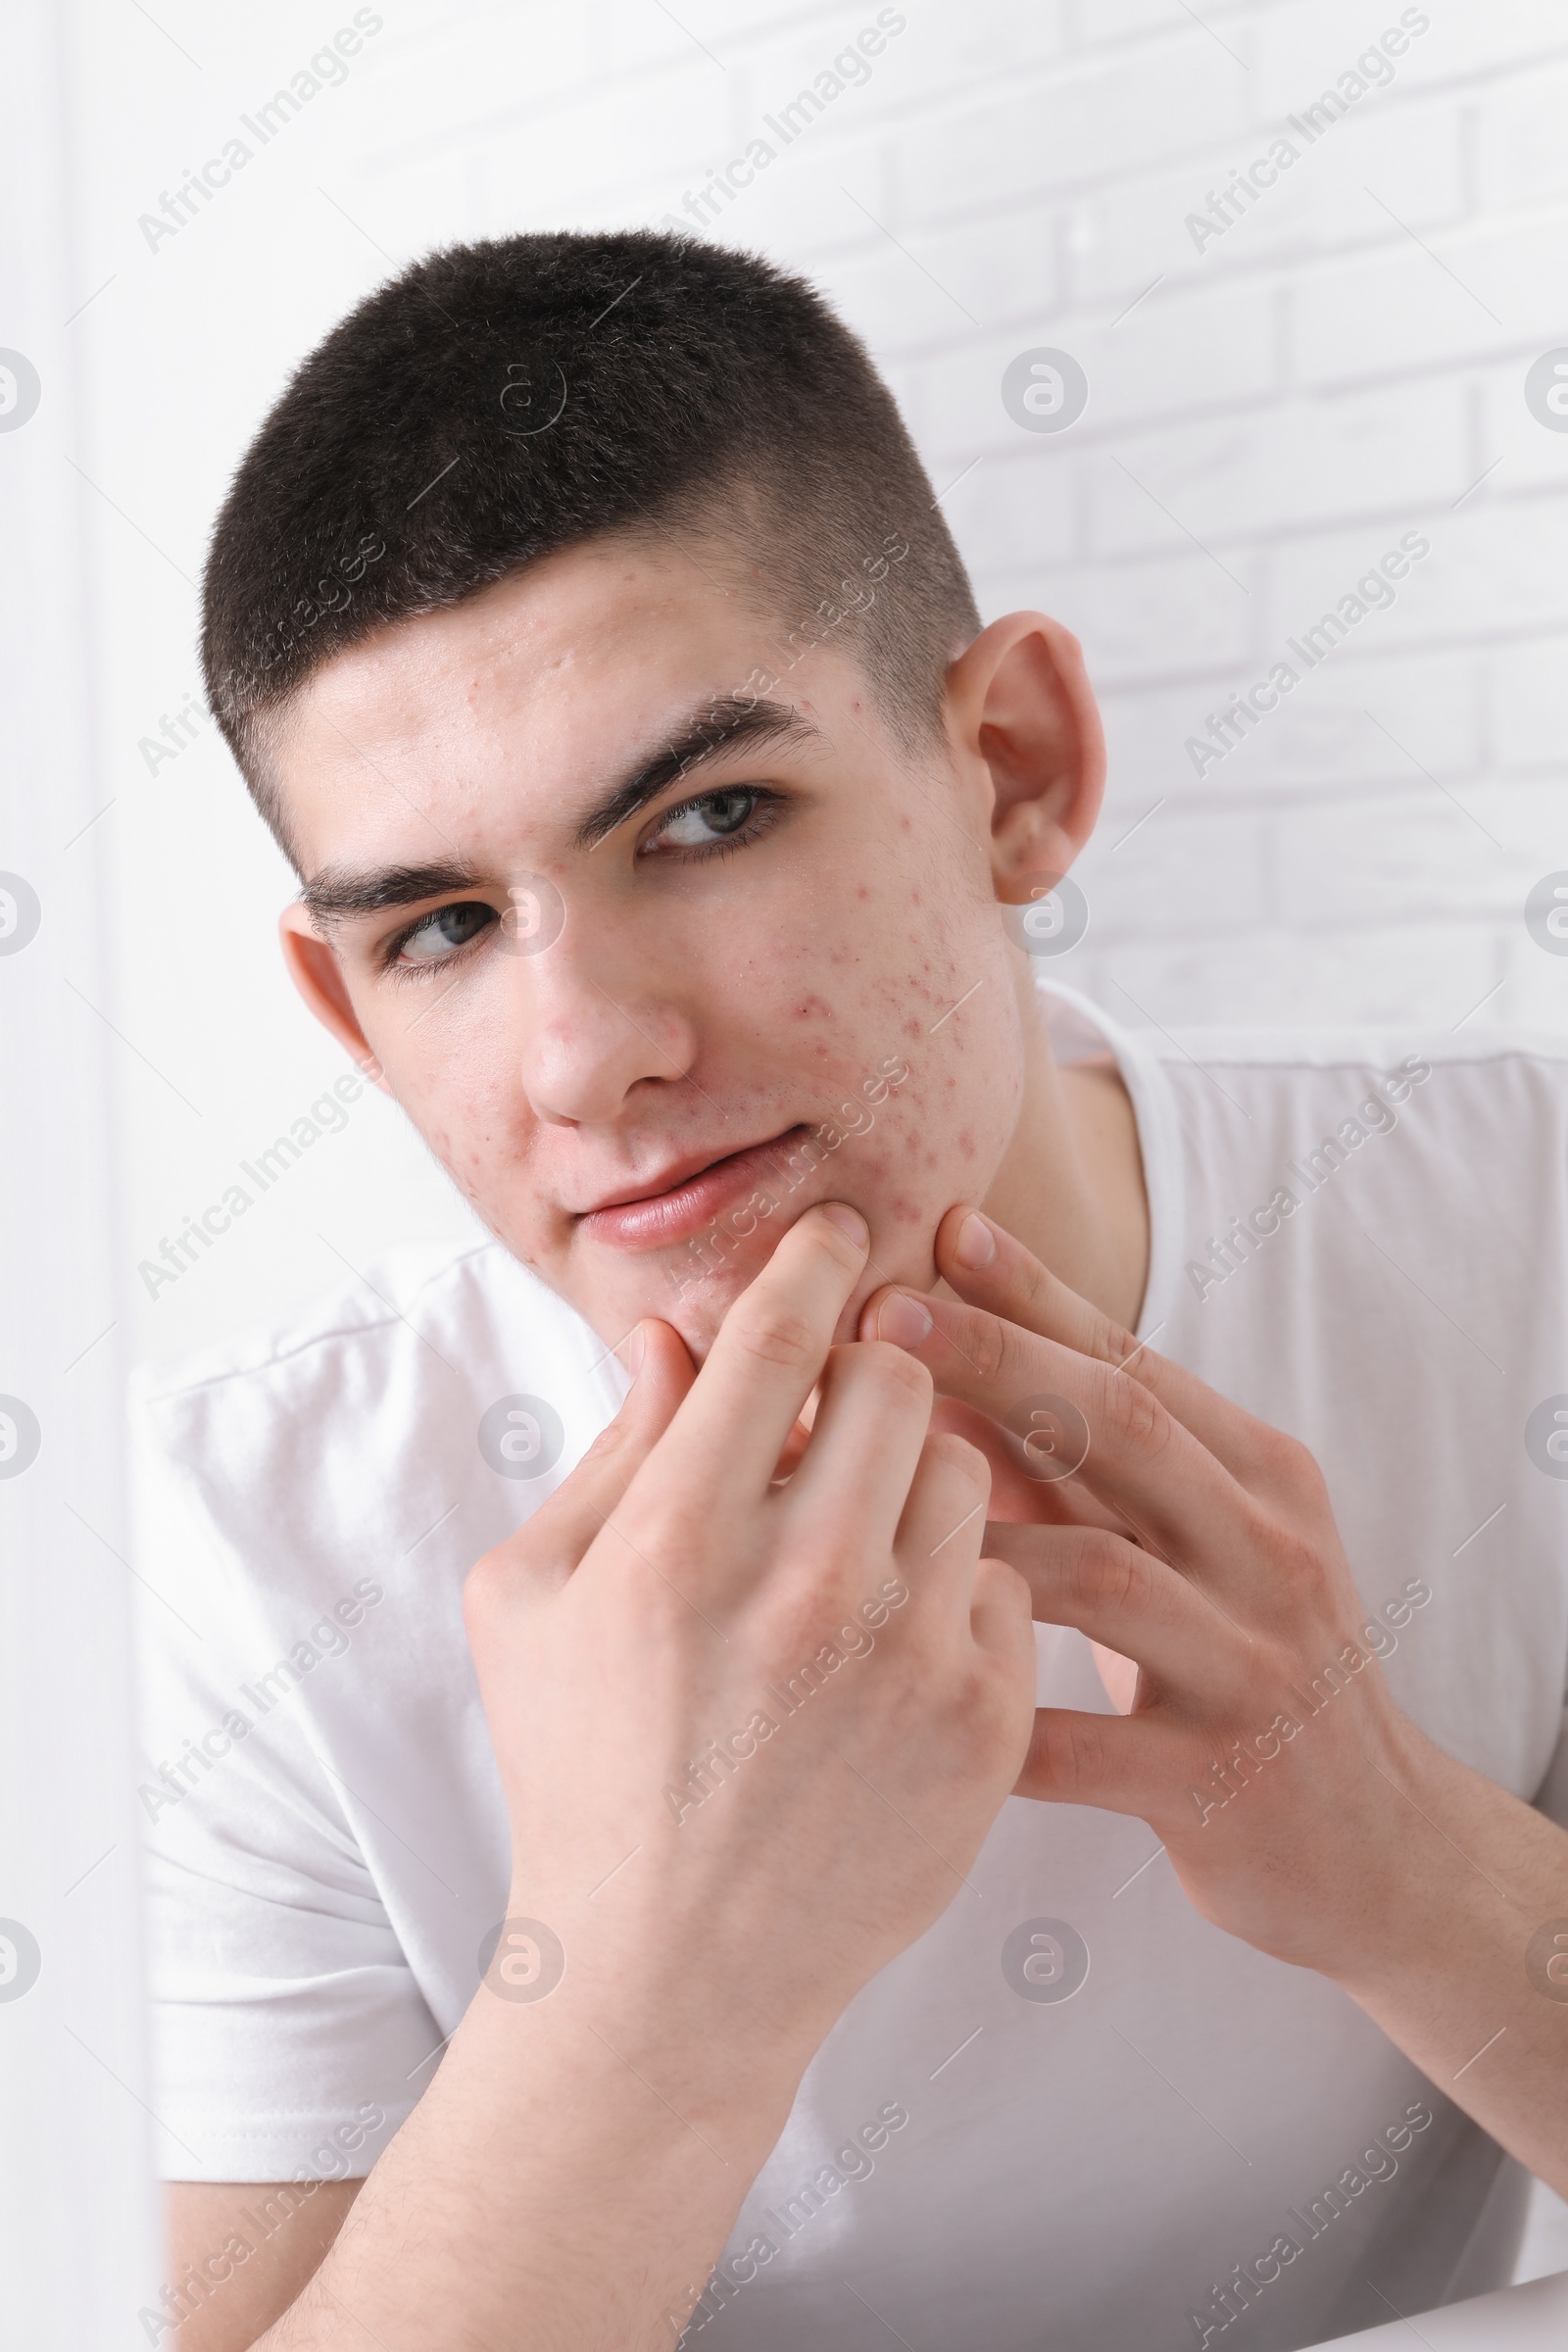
[375, 0, 1568, 1049]
[48, 0, 1568, 1469]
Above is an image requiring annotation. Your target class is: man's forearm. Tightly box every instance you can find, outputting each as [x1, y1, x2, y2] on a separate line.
[259, 1974, 807, 2351]
[1330, 1729, 1568, 2195]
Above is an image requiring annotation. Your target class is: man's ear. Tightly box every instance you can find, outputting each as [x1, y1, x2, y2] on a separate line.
[278, 906, 392, 1095]
[943, 612, 1106, 896]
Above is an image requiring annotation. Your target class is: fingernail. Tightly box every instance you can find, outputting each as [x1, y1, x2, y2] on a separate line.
[877, 1292, 933, 1349]
[819, 1201, 868, 1250]
[956, 1211, 997, 1269]
[617, 1324, 646, 1376]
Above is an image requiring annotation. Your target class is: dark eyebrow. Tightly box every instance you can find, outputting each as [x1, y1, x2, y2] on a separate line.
[300, 858, 488, 926]
[572, 696, 819, 851]
[298, 697, 818, 924]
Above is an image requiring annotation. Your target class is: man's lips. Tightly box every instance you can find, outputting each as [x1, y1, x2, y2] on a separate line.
[575, 1126, 809, 1251]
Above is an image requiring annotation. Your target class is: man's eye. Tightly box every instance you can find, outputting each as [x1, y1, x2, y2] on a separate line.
[394, 902, 498, 965]
[647, 788, 764, 853]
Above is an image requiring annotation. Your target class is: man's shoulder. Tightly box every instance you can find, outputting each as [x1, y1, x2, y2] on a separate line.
[133, 1235, 489, 1403]
[128, 1233, 596, 1447]
[1140, 1017, 1568, 1159]
[1046, 979, 1568, 1118]
[1148, 1018, 1568, 1083]
[126, 1234, 627, 1578]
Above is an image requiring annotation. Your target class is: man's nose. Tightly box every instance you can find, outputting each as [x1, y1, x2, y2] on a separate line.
[513, 941, 700, 1127]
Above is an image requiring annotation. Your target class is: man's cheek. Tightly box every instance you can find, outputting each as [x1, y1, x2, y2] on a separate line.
[411, 1055, 526, 1184]
[848, 1087, 943, 1233]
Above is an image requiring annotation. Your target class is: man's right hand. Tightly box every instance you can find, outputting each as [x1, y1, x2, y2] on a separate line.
[252, 1201, 1034, 2351]
[464, 1197, 1038, 2116]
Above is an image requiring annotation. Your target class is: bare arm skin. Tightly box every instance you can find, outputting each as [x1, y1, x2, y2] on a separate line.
[864, 1203, 1568, 2196]
[177, 1203, 1035, 2350]
[163, 2183, 362, 2350]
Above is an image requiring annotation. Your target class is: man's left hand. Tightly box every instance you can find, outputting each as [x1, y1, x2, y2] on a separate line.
[860, 1202, 1429, 1976]
[858, 1202, 1568, 2209]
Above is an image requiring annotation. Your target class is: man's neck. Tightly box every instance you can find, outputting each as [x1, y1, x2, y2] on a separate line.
[978, 978, 1151, 1337]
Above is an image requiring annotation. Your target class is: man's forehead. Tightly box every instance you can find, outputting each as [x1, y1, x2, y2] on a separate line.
[278, 539, 818, 863]
[295, 538, 749, 735]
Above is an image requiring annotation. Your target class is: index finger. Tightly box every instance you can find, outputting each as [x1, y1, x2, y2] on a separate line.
[501, 1319, 697, 1592]
[858, 1296, 1247, 1593]
[935, 1205, 1288, 1489]
[656, 1201, 872, 1497]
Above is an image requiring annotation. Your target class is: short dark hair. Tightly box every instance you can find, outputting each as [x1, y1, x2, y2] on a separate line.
[200, 229, 980, 870]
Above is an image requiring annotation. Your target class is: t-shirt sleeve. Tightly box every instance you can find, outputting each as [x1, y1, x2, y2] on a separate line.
[131, 1376, 441, 2183]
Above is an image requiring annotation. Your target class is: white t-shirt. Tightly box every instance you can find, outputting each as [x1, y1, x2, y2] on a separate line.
[131, 984, 1568, 2352]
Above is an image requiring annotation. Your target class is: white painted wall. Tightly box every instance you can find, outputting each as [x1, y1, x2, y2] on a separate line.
[1, 11, 159, 2341]
[12, 0, 1567, 2321]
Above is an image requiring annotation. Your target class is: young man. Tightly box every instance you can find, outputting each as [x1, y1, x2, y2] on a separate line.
[137, 230, 1568, 2352]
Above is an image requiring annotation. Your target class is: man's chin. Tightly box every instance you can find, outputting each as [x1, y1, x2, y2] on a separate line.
[618, 1245, 777, 1364]
[582, 1218, 857, 1365]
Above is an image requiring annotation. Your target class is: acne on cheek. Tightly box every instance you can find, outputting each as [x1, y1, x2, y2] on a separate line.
[893, 996, 1019, 1195]
[858, 1100, 943, 1229]
[421, 1066, 541, 1236]
[424, 1120, 481, 1197]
